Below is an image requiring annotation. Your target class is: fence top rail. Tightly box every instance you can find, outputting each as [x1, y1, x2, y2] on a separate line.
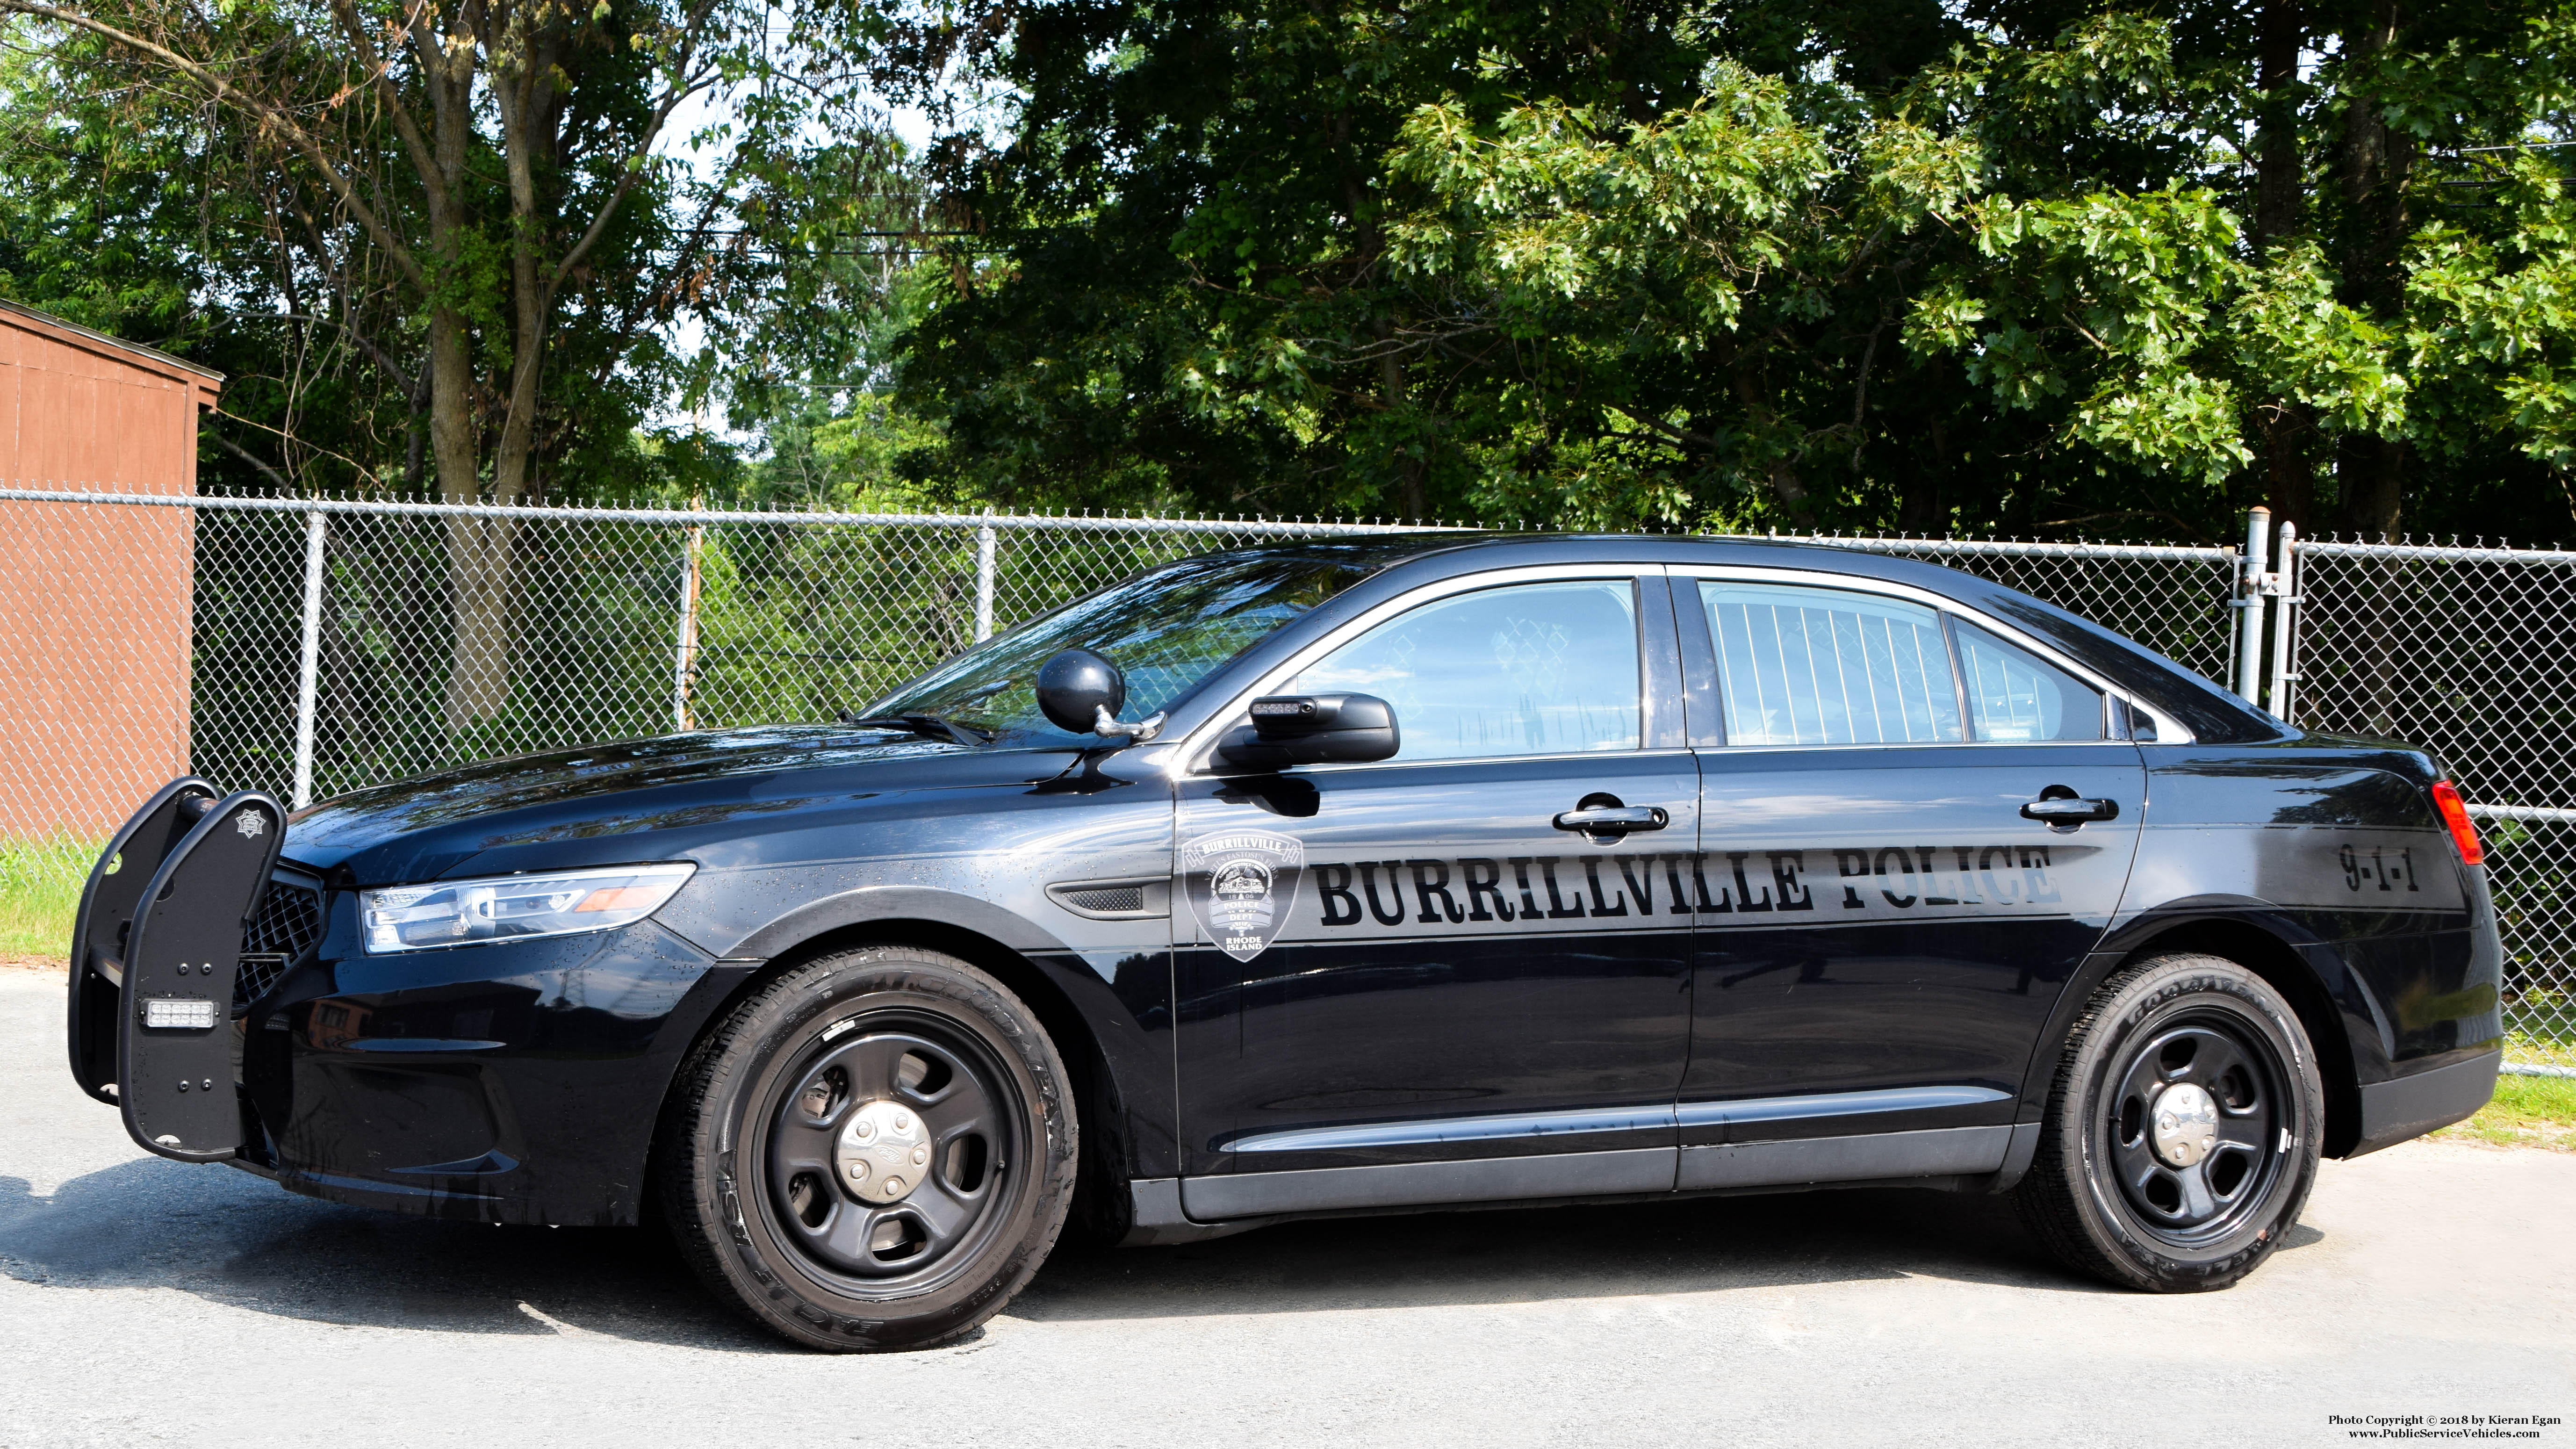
[2465, 803, 2576, 823]
[2299, 537, 2576, 566]
[0, 486, 2244, 562]
[0, 486, 1471, 537]
[1790, 533, 2237, 563]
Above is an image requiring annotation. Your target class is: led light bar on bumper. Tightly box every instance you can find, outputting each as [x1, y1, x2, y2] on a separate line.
[142, 997, 220, 1030]
[362, 863, 696, 954]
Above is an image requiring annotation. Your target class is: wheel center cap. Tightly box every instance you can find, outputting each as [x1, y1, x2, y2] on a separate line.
[836, 1100, 931, 1204]
[2149, 1081, 2220, 1168]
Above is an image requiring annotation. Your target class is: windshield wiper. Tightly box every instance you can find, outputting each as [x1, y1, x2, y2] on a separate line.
[836, 712, 996, 747]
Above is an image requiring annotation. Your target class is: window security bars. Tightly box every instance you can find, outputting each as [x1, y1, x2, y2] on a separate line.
[1702, 584, 1962, 746]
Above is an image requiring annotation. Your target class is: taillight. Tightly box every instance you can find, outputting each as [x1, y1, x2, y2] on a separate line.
[2430, 780, 2484, 866]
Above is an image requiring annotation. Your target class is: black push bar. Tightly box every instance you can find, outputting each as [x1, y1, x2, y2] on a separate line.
[65, 779, 286, 1161]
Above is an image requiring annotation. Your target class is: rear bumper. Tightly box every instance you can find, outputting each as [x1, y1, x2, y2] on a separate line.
[2349, 1049, 2500, 1157]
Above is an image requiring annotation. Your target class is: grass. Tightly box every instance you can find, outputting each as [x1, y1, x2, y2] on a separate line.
[2504, 991, 2575, 1070]
[2432, 1072, 2576, 1151]
[0, 837, 96, 961]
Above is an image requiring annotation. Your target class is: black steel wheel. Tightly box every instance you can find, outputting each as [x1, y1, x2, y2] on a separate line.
[2017, 953, 2324, 1292]
[658, 944, 1077, 1350]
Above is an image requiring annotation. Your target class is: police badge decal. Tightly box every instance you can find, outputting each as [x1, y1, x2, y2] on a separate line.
[1181, 830, 1305, 962]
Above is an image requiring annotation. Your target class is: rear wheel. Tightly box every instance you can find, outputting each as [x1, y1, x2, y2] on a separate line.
[2016, 953, 2323, 1292]
[657, 944, 1077, 1350]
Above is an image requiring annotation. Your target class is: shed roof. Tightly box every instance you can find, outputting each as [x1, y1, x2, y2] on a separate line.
[0, 297, 224, 388]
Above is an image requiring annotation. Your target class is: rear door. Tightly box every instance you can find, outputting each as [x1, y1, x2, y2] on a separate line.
[1669, 570, 2146, 1186]
[1172, 567, 1697, 1218]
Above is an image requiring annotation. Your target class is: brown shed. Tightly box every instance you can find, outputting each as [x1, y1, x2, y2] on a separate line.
[0, 300, 222, 840]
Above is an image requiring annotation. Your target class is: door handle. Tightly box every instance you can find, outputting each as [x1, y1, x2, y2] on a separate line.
[2021, 791, 2119, 826]
[1553, 805, 1670, 835]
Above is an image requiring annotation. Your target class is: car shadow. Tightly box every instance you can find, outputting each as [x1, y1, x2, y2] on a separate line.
[1025, 1186, 2093, 1324]
[0, 1157, 2325, 1350]
[0, 1158, 769, 1351]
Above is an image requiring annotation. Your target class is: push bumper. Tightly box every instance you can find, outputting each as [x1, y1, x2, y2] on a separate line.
[2349, 1049, 2502, 1157]
[65, 777, 286, 1162]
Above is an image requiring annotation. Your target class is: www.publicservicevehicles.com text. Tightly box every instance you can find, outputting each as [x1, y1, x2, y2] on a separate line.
[2332, 1414, 2562, 1439]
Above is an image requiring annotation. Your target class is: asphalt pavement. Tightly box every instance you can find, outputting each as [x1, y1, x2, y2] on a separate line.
[1, 967, 2569, 1448]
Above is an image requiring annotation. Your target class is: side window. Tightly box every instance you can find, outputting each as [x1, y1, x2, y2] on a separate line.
[1953, 620, 2106, 741]
[1289, 579, 1641, 762]
[1697, 582, 1962, 745]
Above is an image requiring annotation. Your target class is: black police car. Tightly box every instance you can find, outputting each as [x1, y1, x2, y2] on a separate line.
[65, 534, 2502, 1350]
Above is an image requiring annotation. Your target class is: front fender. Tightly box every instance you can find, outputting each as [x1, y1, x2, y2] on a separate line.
[675, 879, 1184, 1184]
[724, 884, 1075, 963]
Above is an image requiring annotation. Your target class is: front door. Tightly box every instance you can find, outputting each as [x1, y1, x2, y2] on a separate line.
[1669, 575, 2146, 1187]
[1173, 571, 1698, 1219]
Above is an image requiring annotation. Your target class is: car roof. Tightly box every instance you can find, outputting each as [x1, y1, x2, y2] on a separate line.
[1200, 529, 1981, 579]
[1183, 531, 2278, 745]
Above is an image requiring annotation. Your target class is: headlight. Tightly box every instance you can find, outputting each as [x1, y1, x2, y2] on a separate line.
[361, 863, 696, 954]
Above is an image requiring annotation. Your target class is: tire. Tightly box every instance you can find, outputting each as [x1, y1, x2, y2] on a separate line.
[2015, 952, 2324, 1292]
[657, 944, 1078, 1350]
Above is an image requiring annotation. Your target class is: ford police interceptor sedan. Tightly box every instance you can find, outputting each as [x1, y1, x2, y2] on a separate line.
[67, 533, 2502, 1350]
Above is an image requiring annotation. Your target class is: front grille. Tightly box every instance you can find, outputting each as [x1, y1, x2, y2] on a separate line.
[238, 878, 323, 1007]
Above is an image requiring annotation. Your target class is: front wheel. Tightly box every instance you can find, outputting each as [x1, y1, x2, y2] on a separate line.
[657, 945, 1077, 1350]
[2016, 953, 2324, 1292]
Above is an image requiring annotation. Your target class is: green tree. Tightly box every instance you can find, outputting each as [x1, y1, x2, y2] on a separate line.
[890, 0, 2576, 542]
[0, 0, 927, 724]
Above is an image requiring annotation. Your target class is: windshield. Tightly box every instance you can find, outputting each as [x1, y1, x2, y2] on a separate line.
[866, 546, 1401, 743]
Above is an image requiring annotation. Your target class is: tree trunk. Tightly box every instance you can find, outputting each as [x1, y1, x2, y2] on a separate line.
[2262, 405, 2317, 530]
[403, 369, 428, 493]
[2331, 0, 2411, 541]
[2253, 0, 2304, 249]
[1732, 371, 1815, 530]
[436, 293, 515, 734]
[2252, 0, 2318, 532]
[1337, 118, 1425, 526]
[490, 46, 558, 513]
[415, 43, 514, 735]
[1898, 474, 1943, 533]
[2339, 433, 2405, 540]
[441, 233, 549, 736]
[1377, 336, 1425, 522]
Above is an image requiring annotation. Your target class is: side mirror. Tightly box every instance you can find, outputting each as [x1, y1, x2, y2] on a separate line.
[1036, 649, 1126, 735]
[1214, 693, 1399, 771]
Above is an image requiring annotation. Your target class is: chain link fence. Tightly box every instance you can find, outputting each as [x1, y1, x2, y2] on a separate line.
[0, 486, 2555, 1068]
[2289, 538, 2576, 1070]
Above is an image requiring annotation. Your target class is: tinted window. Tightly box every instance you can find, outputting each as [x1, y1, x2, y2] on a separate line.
[871, 548, 1389, 742]
[1699, 582, 1961, 745]
[1957, 587, 2278, 744]
[1954, 620, 2106, 741]
[1292, 579, 1641, 761]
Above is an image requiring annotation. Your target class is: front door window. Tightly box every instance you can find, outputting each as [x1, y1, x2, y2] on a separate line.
[1292, 578, 1642, 761]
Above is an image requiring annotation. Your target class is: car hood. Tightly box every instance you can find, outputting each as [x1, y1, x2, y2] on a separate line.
[284, 726, 1080, 885]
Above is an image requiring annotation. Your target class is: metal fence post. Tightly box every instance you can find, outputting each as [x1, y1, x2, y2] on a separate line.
[671, 505, 705, 732]
[289, 508, 328, 809]
[974, 510, 998, 642]
[2235, 507, 2272, 704]
[2267, 522, 2300, 721]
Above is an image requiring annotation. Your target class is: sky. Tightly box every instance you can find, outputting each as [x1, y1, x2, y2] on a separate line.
[644, 68, 943, 439]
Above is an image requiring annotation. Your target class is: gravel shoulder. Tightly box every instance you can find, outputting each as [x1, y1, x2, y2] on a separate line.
[2, 970, 2569, 1449]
